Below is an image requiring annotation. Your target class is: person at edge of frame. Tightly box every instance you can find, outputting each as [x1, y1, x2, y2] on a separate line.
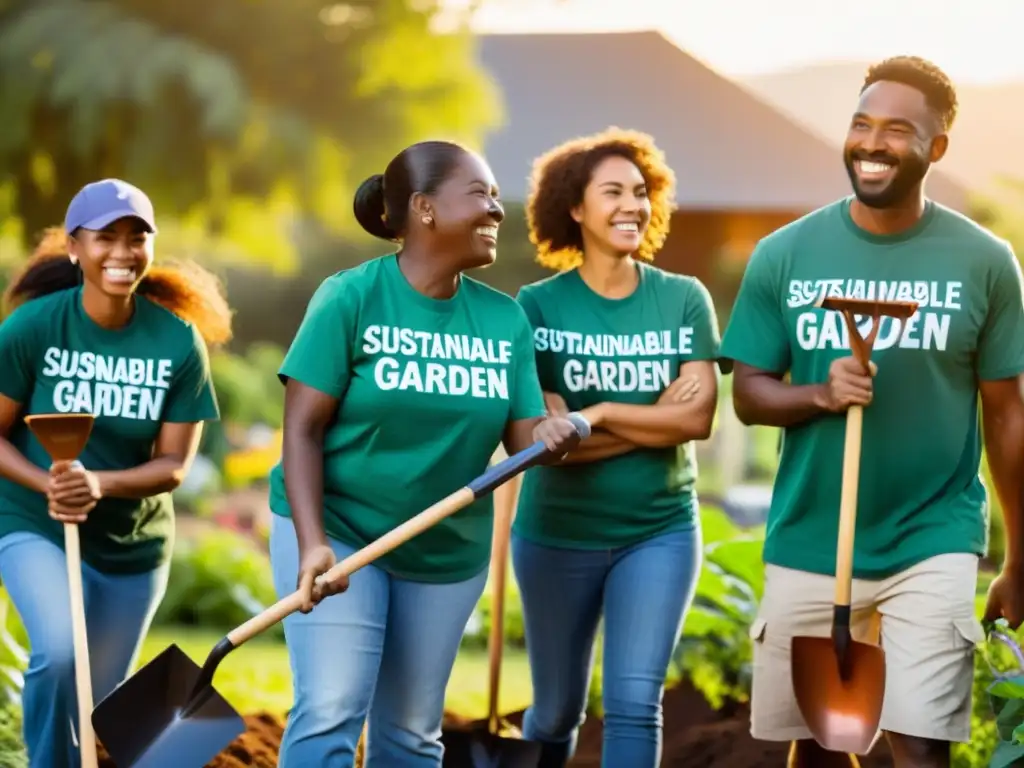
[265, 139, 584, 768]
[0, 178, 231, 768]
[719, 56, 1024, 768]
[509, 126, 722, 767]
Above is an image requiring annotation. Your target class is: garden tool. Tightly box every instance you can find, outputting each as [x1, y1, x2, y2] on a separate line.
[790, 296, 917, 755]
[24, 413, 99, 768]
[91, 412, 592, 768]
[441, 469, 543, 767]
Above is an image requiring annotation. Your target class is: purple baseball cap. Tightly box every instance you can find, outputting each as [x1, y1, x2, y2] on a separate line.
[64, 178, 157, 234]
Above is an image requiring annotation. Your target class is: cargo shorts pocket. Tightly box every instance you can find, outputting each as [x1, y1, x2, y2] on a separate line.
[953, 617, 985, 650]
[749, 617, 768, 644]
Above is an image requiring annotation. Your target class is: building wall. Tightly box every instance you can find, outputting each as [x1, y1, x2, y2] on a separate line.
[651, 210, 805, 317]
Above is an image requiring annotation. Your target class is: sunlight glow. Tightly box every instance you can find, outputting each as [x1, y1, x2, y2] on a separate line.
[458, 0, 1024, 85]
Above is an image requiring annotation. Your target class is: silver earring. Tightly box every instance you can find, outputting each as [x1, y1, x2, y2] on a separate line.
[422, 215, 433, 226]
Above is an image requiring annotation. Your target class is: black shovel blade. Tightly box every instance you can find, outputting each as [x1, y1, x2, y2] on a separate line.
[442, 726, 543, 767]
[92, 644, 245, 767]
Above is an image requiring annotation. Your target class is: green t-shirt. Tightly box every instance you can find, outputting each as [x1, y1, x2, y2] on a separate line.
[0, 287, 220, 574]
[268, 254, 546, 583]
[512, 263, 722, 549]
[719, 197, 1024, 579]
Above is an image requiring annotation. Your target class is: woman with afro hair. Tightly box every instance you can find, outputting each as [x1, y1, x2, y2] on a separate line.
[0, 178, 230, 767]
[510, 128, 721, 767]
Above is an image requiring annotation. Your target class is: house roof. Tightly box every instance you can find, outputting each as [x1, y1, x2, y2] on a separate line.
[476, 31, 969, 213]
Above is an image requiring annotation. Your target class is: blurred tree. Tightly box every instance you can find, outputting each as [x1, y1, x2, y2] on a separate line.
[0, 0, 502, 270]
[970, 178, 1024, 258]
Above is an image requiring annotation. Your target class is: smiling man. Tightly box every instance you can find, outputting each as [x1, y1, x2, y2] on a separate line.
[719, 56, 1024, 768]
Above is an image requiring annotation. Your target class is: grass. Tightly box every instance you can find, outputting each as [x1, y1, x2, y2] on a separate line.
[139, 627, 534, 718]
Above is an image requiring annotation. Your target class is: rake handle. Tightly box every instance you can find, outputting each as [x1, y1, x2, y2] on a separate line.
[486, 466, 521, 734]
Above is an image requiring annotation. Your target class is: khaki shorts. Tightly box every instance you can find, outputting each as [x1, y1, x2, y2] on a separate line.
[749, 553, 984, 744]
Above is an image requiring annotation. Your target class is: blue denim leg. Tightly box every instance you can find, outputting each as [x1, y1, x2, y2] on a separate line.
[0, 531, 169, 768]
[365, 566, 487, 767]
[270, 514, 389, 768]
[601, 525, 702, 768]
[510, 533, 607, 760]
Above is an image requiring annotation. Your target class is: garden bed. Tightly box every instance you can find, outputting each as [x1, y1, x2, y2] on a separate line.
[95, 681, 898, 767]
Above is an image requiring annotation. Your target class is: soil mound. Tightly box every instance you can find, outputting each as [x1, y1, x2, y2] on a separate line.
[95, 683, 896, 766]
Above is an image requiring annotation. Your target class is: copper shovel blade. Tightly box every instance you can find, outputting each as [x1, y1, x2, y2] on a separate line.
[791, 636, 886, 755]
[24, 413, 95, 461]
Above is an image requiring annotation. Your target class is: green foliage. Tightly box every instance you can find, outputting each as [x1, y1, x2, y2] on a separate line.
[0, 704, 26, 768]
[209, 342, 286, 429]
[464, 569, 525, 651]
[673, 506, 764, 709]
[153, 529, 282, 639]
[0, 590, 26, 709]
[0, 0, 500, 261]
[981, 621, 1024, 768]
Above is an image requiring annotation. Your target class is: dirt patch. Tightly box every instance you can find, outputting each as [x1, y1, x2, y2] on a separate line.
[96, 684, 897, 766]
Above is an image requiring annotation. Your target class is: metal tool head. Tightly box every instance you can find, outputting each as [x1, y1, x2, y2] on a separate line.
[441, 719, 543, 767]
[814, 296, 920, 367]
[815, 296, 919, 319]
[24, 413, 95, 461]
[92, 644, 244, 768]
[791, 635, 886, 755]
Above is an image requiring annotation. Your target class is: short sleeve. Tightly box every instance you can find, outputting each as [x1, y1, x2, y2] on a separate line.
[681, 277, 721, 361]
[509, 308, 546, 421]
[164, 325, 220, 423]
[719, 239, 790, 374]
[0, 305, 39, 403]
[278, 276, 357, 398]
[977, 244, 1024, 381]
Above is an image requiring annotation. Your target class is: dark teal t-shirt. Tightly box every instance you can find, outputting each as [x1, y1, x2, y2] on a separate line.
[0, 287, 220, 574]
[719, 198, 1024, 579]
[268, 254, 546, 583]
[513, 263, 721, 549]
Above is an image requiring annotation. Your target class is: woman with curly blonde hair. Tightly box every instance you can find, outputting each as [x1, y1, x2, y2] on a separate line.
[0, 178, 230, 767]
[511, 128, 721, 767]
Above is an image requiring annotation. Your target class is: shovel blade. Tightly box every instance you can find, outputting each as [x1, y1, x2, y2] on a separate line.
[92, 644, 244, 768]
[791, 635, 886, 755]
[442, 725, 543, 767]
[24, 413, 95, 461]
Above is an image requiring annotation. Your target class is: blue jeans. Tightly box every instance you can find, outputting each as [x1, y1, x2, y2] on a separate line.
[0, 531, 169, 768]
[269, 513, 488, 768]
[511, 525, 702, 768]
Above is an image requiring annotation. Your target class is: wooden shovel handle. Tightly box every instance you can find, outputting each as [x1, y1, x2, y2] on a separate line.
[835, 405, 863, 607]
[65, 523, 98, 768]
[226, 413, 592, 648]
[487, 463, 521, 733]
[227, 485, 477, 646]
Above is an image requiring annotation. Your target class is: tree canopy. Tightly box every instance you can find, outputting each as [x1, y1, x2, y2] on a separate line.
[0, 0, 502, 270]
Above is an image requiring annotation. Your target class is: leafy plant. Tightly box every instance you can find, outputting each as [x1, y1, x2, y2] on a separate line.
[0, 704, 26, 768]
[153, 529, 282, 638]
[673, 506, 765, 709]
[0, 589, 27, 709]
[981, 620, 1024, 768]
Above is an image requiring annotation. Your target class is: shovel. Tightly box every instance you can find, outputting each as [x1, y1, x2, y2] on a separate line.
[91, 412, 592, 768]
[790, 296, 917, 754]
[24, 412, 99, 768]
[441, 464, 543, 767]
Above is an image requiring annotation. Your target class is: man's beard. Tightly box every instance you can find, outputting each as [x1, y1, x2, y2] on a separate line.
[844, 152, 930, 209]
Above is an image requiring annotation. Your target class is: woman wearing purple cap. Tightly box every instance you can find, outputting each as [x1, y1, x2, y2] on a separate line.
[0, 179, 232, 767]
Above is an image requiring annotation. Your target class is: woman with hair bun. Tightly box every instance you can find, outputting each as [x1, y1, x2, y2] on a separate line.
[267, 140, 583, 767]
